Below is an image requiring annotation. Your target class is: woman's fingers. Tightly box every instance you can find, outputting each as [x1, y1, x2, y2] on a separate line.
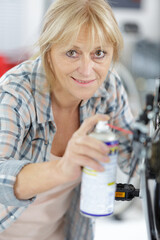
[61, 114, 110, 180]
[74, 155, 105, 172]
[75, 135, 109, 155]
[67, 115, 110, 170]
[73, 143, 110, 163]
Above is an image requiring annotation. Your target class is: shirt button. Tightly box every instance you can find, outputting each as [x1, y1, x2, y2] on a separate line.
[11, 215, 16, 220]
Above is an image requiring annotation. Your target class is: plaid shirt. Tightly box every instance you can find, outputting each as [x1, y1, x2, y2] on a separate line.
[0, 57, 133, 239]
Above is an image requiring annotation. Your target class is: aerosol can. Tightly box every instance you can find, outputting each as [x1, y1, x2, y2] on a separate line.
[80, 120, 119, 218]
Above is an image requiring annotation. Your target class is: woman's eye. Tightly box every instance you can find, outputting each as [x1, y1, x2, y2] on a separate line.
[94, 50, 106, 59]
[66, 50, 78, 58]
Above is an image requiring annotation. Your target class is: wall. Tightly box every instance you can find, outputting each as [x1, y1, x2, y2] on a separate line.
[113, 0, 160, 42]
[0, 0, 45, 61]
[112, 0, 160, 73]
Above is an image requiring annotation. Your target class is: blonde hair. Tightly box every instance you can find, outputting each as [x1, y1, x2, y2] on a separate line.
[38, 0, 123, 91]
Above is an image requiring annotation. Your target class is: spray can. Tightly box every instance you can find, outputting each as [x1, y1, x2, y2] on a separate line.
[80, 121, 119, 218]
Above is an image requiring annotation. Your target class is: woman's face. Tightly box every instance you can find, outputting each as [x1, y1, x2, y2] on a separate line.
[48, 26, 114, 102]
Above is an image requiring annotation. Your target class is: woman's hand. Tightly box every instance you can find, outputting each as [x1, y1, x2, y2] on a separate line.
[58, 114, 110, 182]
[14, 114, 110, 200]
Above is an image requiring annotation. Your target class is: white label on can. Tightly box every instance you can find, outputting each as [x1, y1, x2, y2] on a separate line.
[80, 148, 118, 217]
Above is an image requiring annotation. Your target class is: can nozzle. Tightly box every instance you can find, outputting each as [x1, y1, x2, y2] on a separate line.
[95, 121, 110, 133]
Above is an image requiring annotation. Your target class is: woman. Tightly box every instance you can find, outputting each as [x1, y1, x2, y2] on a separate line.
[0, 0, 133, 239]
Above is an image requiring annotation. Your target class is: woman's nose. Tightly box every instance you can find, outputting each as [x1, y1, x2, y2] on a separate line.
[77, 56, 94, 77]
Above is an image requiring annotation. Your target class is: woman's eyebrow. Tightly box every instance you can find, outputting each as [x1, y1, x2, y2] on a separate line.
[68, 45, 108, 50]
[70, 45, 81, 50]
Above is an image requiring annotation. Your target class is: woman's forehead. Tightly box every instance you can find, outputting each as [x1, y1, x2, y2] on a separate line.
[53, 26, 113, 51]
[74, 25, 111, 46]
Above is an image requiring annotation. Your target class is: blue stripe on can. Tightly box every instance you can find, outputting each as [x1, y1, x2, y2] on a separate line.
[80, 210, 113, 218]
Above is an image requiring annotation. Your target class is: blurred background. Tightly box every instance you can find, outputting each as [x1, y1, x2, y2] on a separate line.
[0, 0, 160, 239]
[0, 0, 159, 110]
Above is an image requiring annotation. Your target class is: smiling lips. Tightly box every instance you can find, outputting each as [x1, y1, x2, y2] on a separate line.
[72, 77, 95, 85]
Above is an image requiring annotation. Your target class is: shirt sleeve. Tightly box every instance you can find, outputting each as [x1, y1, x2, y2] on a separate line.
[0, 84, 35, 207]
[107, 71, 134, 174]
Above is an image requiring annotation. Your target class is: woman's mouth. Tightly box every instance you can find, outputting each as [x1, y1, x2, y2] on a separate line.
[71, 77, 95, 85]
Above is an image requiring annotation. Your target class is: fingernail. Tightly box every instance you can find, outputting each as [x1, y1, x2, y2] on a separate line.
[102, 156, 109, 162]
[101, 145, 109, 153]
[101, 115, 110, 120]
